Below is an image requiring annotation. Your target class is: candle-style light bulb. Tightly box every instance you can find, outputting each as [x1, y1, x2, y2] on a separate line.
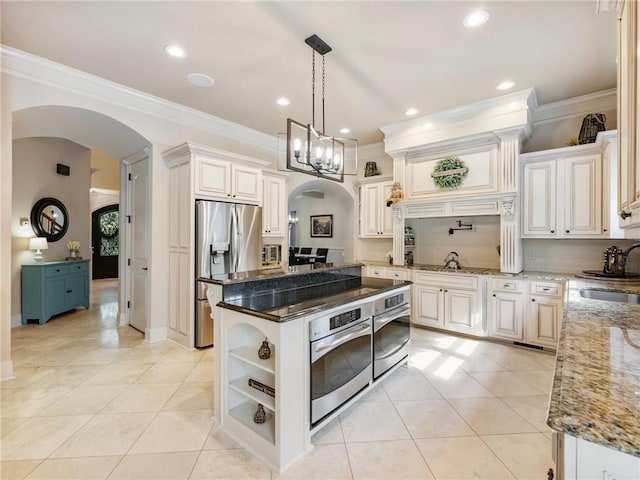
[292, 138, 302, 159]
[333, 154, 341, 170]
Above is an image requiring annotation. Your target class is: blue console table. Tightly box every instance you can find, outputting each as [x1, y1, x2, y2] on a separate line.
[21, 260, 90, 324]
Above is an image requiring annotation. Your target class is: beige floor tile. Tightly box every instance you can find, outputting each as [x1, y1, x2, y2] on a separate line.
[311, 417, 344, 445]
[357, 383, 390, 402]
[1, 415, 93, 460]
[24, 456, 120, 480]
[68, 347, 132, 366]
[51, 413, 155, 458]
[40, 384, 126, 416]
[108, 452, 199, 479]
[202, 425, 242, 451]
[189, 449, 272, 479]
[184, 361, 212, 383]
[415, 436, 515, 479]
[458, 352, 510, 373]
[157, 346, 205, 363]
[1, 367, 59, 389]
[395, 399, 475, 438]
[0, 460, 41, 480]
[347, 439, 434, 479]
[423, 370, 494, 399]
[135, 361, 198, 384]
[1, 417, 28, 437]
[129, 410, 214, 454]
[501, 395, 552, 432]
[381, 370, 442, 401]
[468, 371, 546, 397]
[274, 443, 351, 479]
[1, 387, 21, 399]
[84, 363, 151, 385]
[486, 348, 551, 372]
[511, 369, 554, 395]
[339, 401, 410, 442]
[1, 384, 74, 418]
[482, 433, 554, 480]
[449, 398, 538, 435]
[35, 365, 104, 386]
[162, 382, 213, 411]
[102, 383, 179, 413]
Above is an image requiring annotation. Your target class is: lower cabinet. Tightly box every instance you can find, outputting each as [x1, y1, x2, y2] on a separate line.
[489, 278, 525, 341]
[365, 265, 410, 280]
[527, 291, 563, 349]
[21, 260, 90, 324]
[413, 272, 485, 336]
[559, 434, 640, 480]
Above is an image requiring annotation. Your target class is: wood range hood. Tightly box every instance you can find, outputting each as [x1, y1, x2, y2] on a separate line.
[379, 88, 538, 274]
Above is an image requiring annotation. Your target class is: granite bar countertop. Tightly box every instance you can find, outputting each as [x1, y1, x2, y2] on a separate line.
[218, 276, 411, 323]
[547, 277, 640, 458]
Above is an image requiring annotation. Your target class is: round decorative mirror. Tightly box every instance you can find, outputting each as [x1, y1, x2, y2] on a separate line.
[30, 197, 69, 242]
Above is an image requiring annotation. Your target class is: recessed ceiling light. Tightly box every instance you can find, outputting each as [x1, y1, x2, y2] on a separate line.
[496, 80, 516, 91]
[340, 128, 351, 134]
[276, 97, 290, 106]
[405, 108, 418, 116]
[463, 10, 489, 28]
[188, 73, 214, 87]
[165, 45, 186, 58]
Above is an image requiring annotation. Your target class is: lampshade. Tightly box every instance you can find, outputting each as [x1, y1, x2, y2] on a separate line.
[29, 237, 48, 251]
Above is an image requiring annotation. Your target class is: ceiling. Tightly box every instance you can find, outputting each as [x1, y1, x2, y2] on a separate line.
[0, 1, 617, 145]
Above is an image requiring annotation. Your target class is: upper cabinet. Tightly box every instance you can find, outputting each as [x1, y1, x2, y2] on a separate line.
[521, 136, 618, 239]
[262, 171, 287, 237]
[196, 155, 262, 204]
[617, 1, 640, 234]
[358, 177, 393, 237]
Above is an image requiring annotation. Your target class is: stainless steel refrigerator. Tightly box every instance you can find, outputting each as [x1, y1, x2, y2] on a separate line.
[195, 200, 262, 348]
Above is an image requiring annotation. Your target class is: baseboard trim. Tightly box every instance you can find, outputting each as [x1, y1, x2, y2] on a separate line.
[118, 312, 128, 326]
[11, 314, 22, 328]
[145, 326, 168, 343]
[0, 360, 15, 382]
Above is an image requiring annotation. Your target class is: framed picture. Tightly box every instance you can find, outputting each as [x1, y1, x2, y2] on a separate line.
[310, 214, 333, 238]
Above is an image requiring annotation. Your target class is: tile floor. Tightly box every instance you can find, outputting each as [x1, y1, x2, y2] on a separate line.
[1, 280, 555, 479]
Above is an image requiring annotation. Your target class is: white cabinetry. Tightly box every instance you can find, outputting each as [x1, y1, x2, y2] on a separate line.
[365, 265, 410, 280]
[413, 272, 485, 336]
[560, 434, 640, 480]
[527, 280, 563, 349]
[359, 178, 393, 237]
[195, 154, 262, 204]
[489, 278, 525, 341]
[163, 143, 269, 348]
[262, 171, 287, 237]
[522, 150, 603, 238]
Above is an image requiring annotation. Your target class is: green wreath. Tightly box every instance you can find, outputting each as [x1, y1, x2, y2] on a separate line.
[431, 156, 468, 189]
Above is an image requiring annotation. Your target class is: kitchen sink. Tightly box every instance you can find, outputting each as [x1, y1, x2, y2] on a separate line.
[579, 289, 640, 304]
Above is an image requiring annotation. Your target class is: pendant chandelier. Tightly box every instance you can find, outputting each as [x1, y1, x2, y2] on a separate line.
[285, 34, 357, 183]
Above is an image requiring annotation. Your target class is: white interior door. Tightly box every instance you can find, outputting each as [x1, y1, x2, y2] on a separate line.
[128, 156, 149, 333]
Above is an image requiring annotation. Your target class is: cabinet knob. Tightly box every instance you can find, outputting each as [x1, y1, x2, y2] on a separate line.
[66, 289, 72, 293]
[56, 269, 60, 272]
[550, 230, 555, 234]
[227, 194, 231, 197]
[565, 230, 570, 234]
[439, 288, 443, 292]
[492, 294, 496, 297]
[531, 298, 536, 302]
[619, 210, 632, 220]
[444, 289, 448, 293]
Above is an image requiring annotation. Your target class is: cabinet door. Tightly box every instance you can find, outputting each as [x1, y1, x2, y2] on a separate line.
[196, 156, 232, 199]
[366, 266, 388, 278]
[65, 274, 87, 309]
[360, 184, 382, 237]
[232, 164, 261, 204]
[489, 292, 524, 341]
[523, 161, 557, 236]
[413, 285, 444, 328]
[45, 277, 67, 316]
[262, 175, 286, 236]
[527, 296, 562, 348]
[443, 288, 479, 335]
[564, 155, 603, 236]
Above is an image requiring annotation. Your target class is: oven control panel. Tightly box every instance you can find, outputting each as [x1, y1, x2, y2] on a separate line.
[330, 309, 361, 330]
[309, 302, 373, 341]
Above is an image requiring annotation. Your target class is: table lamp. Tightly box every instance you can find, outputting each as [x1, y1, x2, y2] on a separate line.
[29, 237, 48, 263]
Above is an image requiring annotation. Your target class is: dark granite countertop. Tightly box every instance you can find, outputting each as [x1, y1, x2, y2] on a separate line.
[219, 276, 411, 322]
[547, 278, 640, 458]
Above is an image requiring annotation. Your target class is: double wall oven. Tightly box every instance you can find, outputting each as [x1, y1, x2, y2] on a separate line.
[309, 286, 410, 426]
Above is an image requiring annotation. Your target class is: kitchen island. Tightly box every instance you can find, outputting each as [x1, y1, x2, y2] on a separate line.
[200, 263, 411, 472]
[547, 277, 640, 479]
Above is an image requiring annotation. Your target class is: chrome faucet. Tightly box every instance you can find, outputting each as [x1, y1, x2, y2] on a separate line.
[444, 251, 460, 270]
[603, 246, 622, 274]
[619, 243, 640, 269]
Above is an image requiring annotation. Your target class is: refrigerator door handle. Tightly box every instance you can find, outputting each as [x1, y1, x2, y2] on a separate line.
[232, 206, 240, 272]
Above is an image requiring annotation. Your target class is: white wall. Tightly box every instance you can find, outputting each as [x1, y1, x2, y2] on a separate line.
[90, 148, 119, 190]
[11, 137, 91, 324]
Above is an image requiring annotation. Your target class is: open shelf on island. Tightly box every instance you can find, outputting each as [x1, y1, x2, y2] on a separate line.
[229, 375, 276, 411]
[229, 345, 276, 374]
[229, 401, 275, 444]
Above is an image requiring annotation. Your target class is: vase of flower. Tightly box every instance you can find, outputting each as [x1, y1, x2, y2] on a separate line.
[69, 249, 78, 258]
[66, 240, 81, 260]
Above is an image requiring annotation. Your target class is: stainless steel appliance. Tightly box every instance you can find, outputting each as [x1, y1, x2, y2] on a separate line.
[373, 287, 411, 379]
[309, 302, 373, 425]
[195, 200, 262, 348]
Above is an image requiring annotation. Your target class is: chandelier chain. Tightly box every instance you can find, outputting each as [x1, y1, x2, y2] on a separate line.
[322, 55, 326, 133]
[311, 50, 316, 130]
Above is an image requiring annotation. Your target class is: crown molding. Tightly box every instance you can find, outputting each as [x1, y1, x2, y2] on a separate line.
[533, 88, 616, 125]
[0, 45, 277, 153]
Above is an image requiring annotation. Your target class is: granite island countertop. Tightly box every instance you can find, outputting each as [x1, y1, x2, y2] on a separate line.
[547, 277, 640, 458]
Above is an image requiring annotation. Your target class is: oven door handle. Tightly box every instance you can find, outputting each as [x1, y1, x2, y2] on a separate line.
[311, 322, 371, 361]
[374, 305, 410, 330]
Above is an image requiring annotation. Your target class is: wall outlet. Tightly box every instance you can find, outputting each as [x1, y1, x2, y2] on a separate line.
[527, 249, 536, 261]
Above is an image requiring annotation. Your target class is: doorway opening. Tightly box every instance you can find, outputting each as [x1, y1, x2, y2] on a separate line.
[92, 204, 119, 279]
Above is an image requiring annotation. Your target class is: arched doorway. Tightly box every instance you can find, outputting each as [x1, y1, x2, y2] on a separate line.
[92, 204, 119, 279]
